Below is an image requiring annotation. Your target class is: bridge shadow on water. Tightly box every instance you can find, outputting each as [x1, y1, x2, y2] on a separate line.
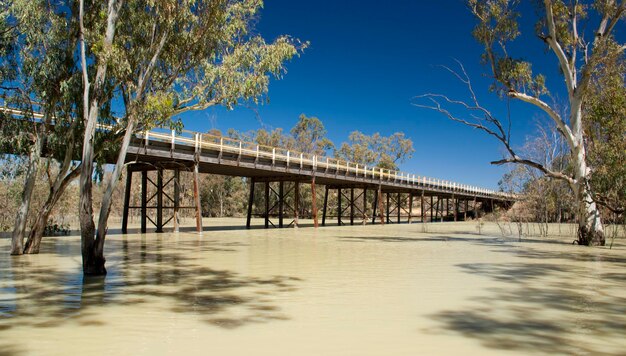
[339, 232, 626, 355]
[0, 236, 302, 349]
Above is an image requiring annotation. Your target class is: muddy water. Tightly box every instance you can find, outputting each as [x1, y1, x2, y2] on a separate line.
[1, 219, 625, 355]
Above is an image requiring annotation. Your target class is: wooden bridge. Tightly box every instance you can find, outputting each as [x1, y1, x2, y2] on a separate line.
[121, 128, 516, 233]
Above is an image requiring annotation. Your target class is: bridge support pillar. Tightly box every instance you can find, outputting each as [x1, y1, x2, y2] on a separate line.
[464, 200, 468, 221]
[122, 170, 132, 234]
[452, 194, 457, 222]
[278, 181, 284, 228]
[322, 186, 329, 226]
[362, 188, 368, 225]
[122, 163, 197, 234]
[430, 195, 433, 222]
[294, 182, 299, 228]
[246, 178, 255, 229]
[378, 186, 385, 225]
[386, 193, 390, 223]
[264, 181, 270, 229]
[408, 194, 413, 224]
[397, 192, 401, 224]
[173, 169, 180, 232]
[141, 171, 147, 233]
[439, 197, 444, 222]
[372, 187, 378, 224]
[337, 188, 342, 226]
[350, 188, 355, 225]
[193, 162, 202, 233]
[311, 177, 318, 228]
[246, 179, 301, 229]
[420, 191, 425, 223]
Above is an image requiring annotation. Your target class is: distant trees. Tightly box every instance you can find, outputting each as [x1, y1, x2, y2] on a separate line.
[335, 131, 414, 170]
[416, 0, 625, 245]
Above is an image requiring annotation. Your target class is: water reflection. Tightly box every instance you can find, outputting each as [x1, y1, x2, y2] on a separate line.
[0, 234, 300, 333]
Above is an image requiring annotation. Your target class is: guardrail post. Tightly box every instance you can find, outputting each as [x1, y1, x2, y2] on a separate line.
[171, 130, 176, 152]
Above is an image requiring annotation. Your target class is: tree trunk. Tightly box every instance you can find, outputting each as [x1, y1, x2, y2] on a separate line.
[23, 166, 80, 254]
[10, 142, 41, 255]
[575, 182, 605, 246]
[571, 99, 604, 246]
[78, 0, 122, 276]
[94, 118, 137, 265]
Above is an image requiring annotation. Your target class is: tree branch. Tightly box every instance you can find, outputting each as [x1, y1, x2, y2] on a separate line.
[543, 0, 576, 96]
[491, 157, 575, 186]
[507, 90, 576, 148]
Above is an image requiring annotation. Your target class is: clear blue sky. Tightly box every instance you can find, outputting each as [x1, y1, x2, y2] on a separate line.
[178, 0, 591, 189]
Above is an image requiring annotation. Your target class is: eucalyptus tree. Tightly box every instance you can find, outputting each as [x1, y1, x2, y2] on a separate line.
[1, 0, 92, 255]
[79, 0, 305, 275]
[416, 0, 625, 245]
[290, 114, 334, 155]
[335, 131, 414, 170]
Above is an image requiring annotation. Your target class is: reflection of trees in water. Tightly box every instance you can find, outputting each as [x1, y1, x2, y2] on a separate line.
[429, 244, 626, 355]
[0, 236, 301, 334]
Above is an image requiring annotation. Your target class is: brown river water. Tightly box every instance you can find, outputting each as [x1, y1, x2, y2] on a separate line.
[1, 219, 625, 355]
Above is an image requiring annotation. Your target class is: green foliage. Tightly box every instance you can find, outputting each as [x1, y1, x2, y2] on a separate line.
[290, 114, 334, 155]
[469, 0, 547, 96]
[106, 0, 307, 133]
[335, 131, 414, 170]
[585, 39, 626, 215]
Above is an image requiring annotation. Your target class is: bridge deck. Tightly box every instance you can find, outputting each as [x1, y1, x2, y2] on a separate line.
[126, 129, 514, 202]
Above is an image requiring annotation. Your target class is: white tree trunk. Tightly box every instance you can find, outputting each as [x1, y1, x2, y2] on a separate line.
[95, 119, 136, 251]
[10, 142, 41, 255]
[78, 0, 122, 275]
[571, 101, 604, 245]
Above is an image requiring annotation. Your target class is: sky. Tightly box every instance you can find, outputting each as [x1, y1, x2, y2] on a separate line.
[178, 0, 602, 189]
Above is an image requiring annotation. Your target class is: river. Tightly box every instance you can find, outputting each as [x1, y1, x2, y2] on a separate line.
[1, 219, 625, 355]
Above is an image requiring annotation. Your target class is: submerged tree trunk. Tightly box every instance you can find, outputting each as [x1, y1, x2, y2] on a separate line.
[23, 166, 81, 254]
[575, 181, 605, 246]
[10, 142, 41, 255]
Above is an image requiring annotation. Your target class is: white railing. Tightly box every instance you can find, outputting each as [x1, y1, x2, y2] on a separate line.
[140, 127, 515, 200]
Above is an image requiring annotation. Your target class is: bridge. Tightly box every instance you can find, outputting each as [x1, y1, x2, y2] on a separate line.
[121, 127, 516, 233]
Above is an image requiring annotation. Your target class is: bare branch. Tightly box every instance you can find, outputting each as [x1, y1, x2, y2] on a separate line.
[508, 90, 576, 148]
[491, 157, 575, 186]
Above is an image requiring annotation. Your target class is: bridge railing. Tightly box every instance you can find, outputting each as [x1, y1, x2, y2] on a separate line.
[0, 107, 514, 199]
[140, 127, 516, 200]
